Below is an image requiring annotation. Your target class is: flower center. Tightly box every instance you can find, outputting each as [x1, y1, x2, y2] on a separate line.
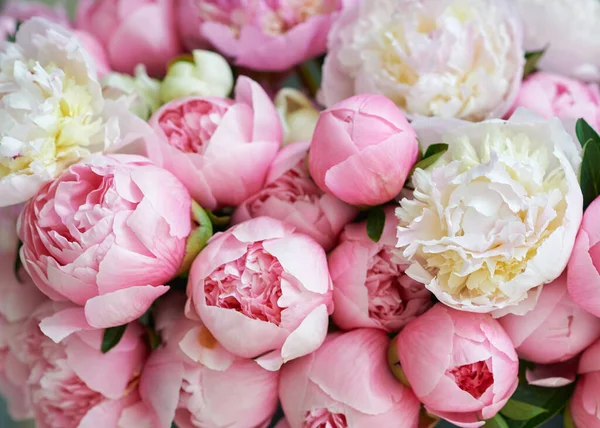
[446, 360, 494, 399]
[303, 409, 348, 428]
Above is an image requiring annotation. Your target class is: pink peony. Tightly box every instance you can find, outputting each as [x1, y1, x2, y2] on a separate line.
[19, 154, 192, 334]
[279, 329, 421, 428]
[177, 0, 354, 71]
[232, 141, 357, 251]
[571, 340, 600, 427]
[147, 77, 281, 210]
[72, 30, 112, 79]
[1, 1, 70, 30]
[329, 206, 432, 332]
[75, 0, 182, 76]
[508, 72, 600, 129]
[187, 216, 333, 371]
[308, 94, 419, 207]
[393, 304, 519, 428]
[499, 273, 600, 364]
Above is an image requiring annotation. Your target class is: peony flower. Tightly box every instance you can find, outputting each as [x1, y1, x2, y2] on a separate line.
[232, 141, 357, 251]
[308, 94, 419, 207]
[274, 88, 320, 146]
[0, 18, 152, 207]
[187, 216, 334, 371]
[147, 77, 281, 210]
[509, 72, 600, 130]
[177, 0, 354, 71]
[570, 339, 600, 427]
[396, 109, 583, 314]
[320, 0, 524, 121]
[329, 206, 432, 333]
[393, 304, 519, 428]
[499, 273, 600, 364]
[280, 329, 421, 428]
[1, 1, 70, 31]
[138, 294, 279, 428]
[19, 154, 192, 334]
[72, 30, 112, 79]
[516, 0, 600, 82]
[75, 0, 183, 76]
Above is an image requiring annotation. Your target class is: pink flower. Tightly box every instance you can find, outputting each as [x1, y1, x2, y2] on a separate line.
[19, 154, 192, 334]
[75, 0, 182, 76]
[499, 273, 600, 364]
[329, 206, 432, 332]
[508, 72, 600, 129]
[232, 141, 357, 251]
[1, 1, 70, 29]
[571, 341, 600, 428]
[177, 0, 354, 71]
[393, 304, 519, 428]
[308, 94, 419, 206]
[147, 77, 282, 210]
[187, 216, 333, 371]
[279, 329, 421, 428]
[73, 30, 112, 79]
[138, 294, 280, 428]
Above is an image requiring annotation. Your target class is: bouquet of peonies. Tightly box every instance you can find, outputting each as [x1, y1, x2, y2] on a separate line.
[3, 0, 600, 427]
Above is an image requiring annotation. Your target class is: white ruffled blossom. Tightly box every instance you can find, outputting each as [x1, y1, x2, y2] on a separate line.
[321, 0, 524, 121]
[395, 109, 583, 314]
[102, 65, 161, 120]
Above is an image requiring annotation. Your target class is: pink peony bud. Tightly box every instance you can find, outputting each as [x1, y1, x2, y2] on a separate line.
[394, 304, 519, 428]
[308, 94, 419, 206]
[571, 340, 600, 428]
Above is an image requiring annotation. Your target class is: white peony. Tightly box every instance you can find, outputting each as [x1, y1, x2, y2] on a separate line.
[516, 0, 600, 82]
[320, 0, 524, 121]
[0, 18, 150, 207]
[396, 109, 583, 314]
[102, 65, 161, 121]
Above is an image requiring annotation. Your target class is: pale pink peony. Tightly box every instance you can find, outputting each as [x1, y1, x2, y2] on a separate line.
[232, 141, 357, 251]
[1, 1, 71, 31]
[187, 216, 333, 371]
[72, 30, 112, 79]
[19, 154, 192, 335]
[279, 329, 421, 428]
[571, 340, 600, 428]
[147, 77, 281, 210]
[329, 206, 431, 333]
[394, 304, 519, 428]
[177, 0, 355, 71]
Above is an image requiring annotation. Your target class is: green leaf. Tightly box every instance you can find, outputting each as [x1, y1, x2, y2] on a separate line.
[366, 206, 386, 242]
[206, 210, 231, 227]
[564, 401, 576, 428]
[101, 325, 128, 354]
[500, 400, 547, 421]
[412, 143, 448, 172]
[5, 21, 22, 43]
[576, 118, 600, 148]
[13, 240, 24, 284]
[580, 138, 600, 209]
[523, 49, 546, 78]
[485, 415, 510, 428]
[178, 201, 214, 276]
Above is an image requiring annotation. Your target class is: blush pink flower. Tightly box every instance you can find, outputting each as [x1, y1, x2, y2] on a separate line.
[393, 304, 519, 428]
[177, 0, 355, 71]
[233, 141, 357, 251]
[19, 154, 192, 335]
[147, 77, 281, 210]
[279, 329, 421, 428]
[73, 30, 112, 79]
[187, 217, 333, 371]
[329, 206, 431, 333]
[308, 94, 419, 207]
[571, 339, 600, 428]
[1, 1, 70, 31]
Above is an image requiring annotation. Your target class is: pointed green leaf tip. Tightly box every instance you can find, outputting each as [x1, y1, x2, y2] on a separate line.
[101, 324, 128, 354]
[484, 415, 509, 428]
[523, 49, 546, 78]
[412, 143, 449, 173]
[366, 206, 386, 243]
[577, 118, 600, 210]
[500, 400, 547, 421]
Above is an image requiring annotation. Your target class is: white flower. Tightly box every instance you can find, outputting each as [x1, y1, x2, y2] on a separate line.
[396, 109, 583, 314]
[0, 18, 147, 207]
[516, 0, 600, 82]
[274, 88, 319, 146]
[102, 65, 161, 120]
[320, 0, 524, 121]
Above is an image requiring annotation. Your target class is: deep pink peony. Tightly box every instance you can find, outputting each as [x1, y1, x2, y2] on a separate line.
[279, 329, 421, 428]
[308, 94, 419, 206]
[147, 77, 281, 210]
[232, 141, 357, 251]
[187, 216, 333, 371]
[394, 304, 519, 428]
[329, 206, 431, 332]
[19, 154, 192, 334]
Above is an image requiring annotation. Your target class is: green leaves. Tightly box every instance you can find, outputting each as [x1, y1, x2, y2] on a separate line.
[577, 118, 600, 209]
[13, 240, 24, 284]
[178, 201, 214, 276]
[485, 415, 509, 428]
[500, 400, 546, 421]
[101, 325, 128, 354]
[576, 117, 600, 147]
[5, 21, 22, 43]
[366, 206, 386, 242]
[523, 49, 546, 78]
[412, 143, 448, 173]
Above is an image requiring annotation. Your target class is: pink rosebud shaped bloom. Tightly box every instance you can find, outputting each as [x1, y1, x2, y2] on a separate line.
[232, 141, 357, 251]
[308, 94, 419, 207]
[138, 293, 279, 428]
[177, 0, 355, 71]
[280, 329, 421, 428]
[329, 206, 432, 332]
[75, 0, 182, 76]
[147, 77, 282, 210]
[509, 72, 600, 130]
[499, 273, 600, 364]
[571, 340, 600, 428]
[187, 216, 333, 371]
[19, 154, 192, 335]
[394, 304, 519, 428]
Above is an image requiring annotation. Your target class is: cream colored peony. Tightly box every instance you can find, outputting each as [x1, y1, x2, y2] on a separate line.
[320, 0, 524, 121]
[0, 18, 149, 207]
[396, 109, 583, 314]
